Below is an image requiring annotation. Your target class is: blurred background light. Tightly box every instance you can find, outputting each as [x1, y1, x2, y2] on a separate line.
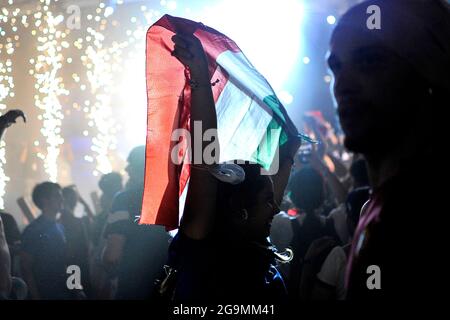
[327, 15, 336, 25]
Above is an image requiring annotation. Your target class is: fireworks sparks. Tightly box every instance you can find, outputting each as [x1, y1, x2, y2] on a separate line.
[31, 2, 69, 182]
[0, 4, 19, 209]
[0, 0, 175, 208]
[83, 26, 119, 176]
[0, 59, 13, 208]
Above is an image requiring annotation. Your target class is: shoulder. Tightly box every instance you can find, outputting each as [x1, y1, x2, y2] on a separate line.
[170, 231, 211, 256]
[22, 218, 41, 237]
[21, 219, 44, 252]
[111, 191, 131, 210]
[0, 212, 16, 224]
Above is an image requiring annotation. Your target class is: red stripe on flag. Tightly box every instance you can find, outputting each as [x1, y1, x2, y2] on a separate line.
[141, 15, 237, 230]
[141, 24, 184, 229]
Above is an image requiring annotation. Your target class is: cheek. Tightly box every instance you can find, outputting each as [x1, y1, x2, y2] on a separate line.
[360, 73, 409, 124]
[368, 63, 423, 109]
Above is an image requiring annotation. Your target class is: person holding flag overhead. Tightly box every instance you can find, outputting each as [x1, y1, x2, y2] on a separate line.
[143, 15, 303, 304]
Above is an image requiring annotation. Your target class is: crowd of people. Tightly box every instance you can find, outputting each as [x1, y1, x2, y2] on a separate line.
[0, 142, 170, 300]
[0, 0, 446, 304]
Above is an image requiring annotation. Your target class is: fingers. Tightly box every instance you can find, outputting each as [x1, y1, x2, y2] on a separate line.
[171, 33, 208, 72]
[172, 46, 193, 60]
[171, 33, 198, 47]
[171, 34, 189, 49]
[13, 110, 26, 123]
[171, 34, 197, 58]
[171, 34, 195, 65]
[16, 110, 26, 123]
[4, 110, 26, 124]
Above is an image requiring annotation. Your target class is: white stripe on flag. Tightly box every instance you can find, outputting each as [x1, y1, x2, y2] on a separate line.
[216, 51, 276, 107]
[215, 50, 282, 165]
[215, 79, 273, 163]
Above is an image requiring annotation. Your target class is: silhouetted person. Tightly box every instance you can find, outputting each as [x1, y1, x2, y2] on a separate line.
[0, 212, 20, 268]
[0, 109, 26, 300]
[164, 32, 301, 304]
[329, 0, 448, 299]
[310, 187, 368, 300]
[20, 182, 71, 299]
[327, 158, 370, 244]
[102, 146, 170, 299]
[92, 172, 123, 247]
[283, 167, 336, 300]
[90, 172, 123, 299]
[59, 186, 91, 297]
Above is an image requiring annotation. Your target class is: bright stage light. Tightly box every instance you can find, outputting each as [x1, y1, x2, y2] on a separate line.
[119, 56, 147, 148]
[167, 1, 177, 11]
[104, 7, 114, 18]
[327, 15, 336, 25]
[278, 90, 294, 105]
[190, 0, 304, 93]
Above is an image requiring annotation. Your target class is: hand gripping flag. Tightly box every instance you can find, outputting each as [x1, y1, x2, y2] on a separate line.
[140, 15, 299, 230]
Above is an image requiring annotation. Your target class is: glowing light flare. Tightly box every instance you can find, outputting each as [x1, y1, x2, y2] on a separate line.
[327, 15, 336, 25]
[104, 7, 114, 18]
[191, 0, 304, 92]
[278, 90, 294, 105]
[118, 55, 147, 148]
[167, 1, 177, 11]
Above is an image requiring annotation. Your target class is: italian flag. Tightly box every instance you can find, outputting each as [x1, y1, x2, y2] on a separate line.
[140, 15, 298, 230]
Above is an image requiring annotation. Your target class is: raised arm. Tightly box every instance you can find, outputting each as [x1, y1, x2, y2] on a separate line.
[271, 137, 302, 207]
[0, 110, 26, 299]
[171, 33, 220, 240]
[0, 109, 26, 140]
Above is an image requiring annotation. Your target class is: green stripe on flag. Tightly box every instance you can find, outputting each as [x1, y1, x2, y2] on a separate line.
[253, 117, 288, 170]
[251, 94, 289, 170]
[263, 95, 286, 124]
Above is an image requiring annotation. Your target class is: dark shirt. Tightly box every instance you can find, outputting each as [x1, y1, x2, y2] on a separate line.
[287, 213, 336, 300]
[169, 231, 287, 304]
[58, 213, 90, 294]
[104, 187, 170, 300]
[346, 170, 432, 300]
[92, 209, 108, 247]
[21, 214, 71, 299]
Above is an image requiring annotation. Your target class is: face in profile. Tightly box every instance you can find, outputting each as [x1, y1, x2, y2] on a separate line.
[328, 12, 429, 154]
[231, 176, 279, 241]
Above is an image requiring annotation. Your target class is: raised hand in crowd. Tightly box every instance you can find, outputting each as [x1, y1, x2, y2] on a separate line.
[0, 109, 26, 140]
